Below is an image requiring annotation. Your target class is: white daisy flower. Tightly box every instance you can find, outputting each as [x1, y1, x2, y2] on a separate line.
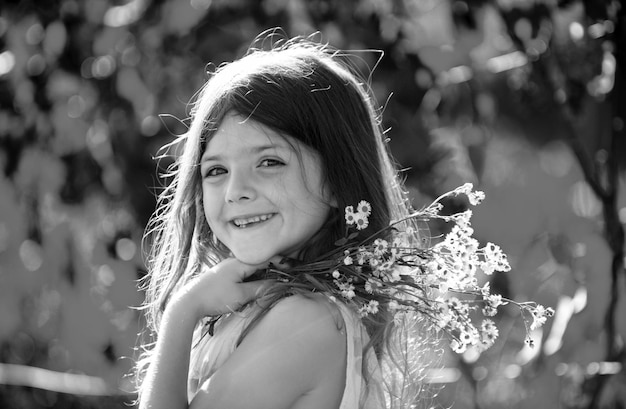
[357, 200, 372, 216]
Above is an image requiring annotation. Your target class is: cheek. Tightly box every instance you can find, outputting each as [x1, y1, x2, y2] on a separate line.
[202, 191, 220, 226]
[297, 155, 332, 206]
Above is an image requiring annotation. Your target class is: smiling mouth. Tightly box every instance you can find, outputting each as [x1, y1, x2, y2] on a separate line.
[231, 213, 275, 228]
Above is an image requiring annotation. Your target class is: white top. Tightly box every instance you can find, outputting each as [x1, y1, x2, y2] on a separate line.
[188, 295, 386, 408]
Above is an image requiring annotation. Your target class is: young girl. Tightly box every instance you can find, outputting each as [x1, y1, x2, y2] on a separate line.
[135, 32, 431, 409]
[135, 32, 540, 409]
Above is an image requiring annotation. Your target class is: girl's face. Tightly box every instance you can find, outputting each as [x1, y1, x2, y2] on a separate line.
[200, 113, 334, 265]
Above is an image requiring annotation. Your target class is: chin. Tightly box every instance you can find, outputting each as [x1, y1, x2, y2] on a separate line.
[230, 242, 299, 265]
[232, 249, 276, 266]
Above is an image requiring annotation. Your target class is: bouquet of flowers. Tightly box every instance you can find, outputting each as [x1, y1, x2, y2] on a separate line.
[266, 183, 553, 354]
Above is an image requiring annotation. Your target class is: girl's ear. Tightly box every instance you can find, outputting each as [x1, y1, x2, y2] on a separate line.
[329, 195, 338, 208]
[323, 185, 338, 208]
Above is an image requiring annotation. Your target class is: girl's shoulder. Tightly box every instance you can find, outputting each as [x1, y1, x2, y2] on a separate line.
[260, 293, 346, 332]
[191, 293, 347, 409]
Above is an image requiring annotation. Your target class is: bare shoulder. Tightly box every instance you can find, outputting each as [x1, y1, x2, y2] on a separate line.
[259, 294, 345, 337]
[190, 294, 347, 409]
[241, 294, 347, 380]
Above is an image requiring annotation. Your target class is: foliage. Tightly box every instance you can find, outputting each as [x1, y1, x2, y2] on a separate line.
[0, 0, 624, 408]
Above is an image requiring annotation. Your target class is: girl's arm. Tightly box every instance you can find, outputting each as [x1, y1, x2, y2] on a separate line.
[138, 299, 196, 409]
[189, 294, 347, 409]
[138, 258, 273, 409]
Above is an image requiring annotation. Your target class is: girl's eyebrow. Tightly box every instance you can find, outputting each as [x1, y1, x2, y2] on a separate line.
[200, 144, 286, 163]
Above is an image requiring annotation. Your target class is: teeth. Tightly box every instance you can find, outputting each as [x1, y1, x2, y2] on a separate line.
[233, 214, 273, 228]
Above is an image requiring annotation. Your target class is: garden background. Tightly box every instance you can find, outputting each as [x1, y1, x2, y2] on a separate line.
[0, 0, 625, 408]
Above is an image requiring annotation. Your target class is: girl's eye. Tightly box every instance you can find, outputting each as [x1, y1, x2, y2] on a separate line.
[205, 166, 227, 177]
[259, 158, 285, 168]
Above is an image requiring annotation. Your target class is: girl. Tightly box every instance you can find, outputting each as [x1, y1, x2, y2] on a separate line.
[136, 32, 533, 409]
[136, 33, 429, 409]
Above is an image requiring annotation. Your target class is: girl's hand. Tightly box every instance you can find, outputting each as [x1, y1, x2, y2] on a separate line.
[167, 257, 279, 321]
[138, 257, 281, 409]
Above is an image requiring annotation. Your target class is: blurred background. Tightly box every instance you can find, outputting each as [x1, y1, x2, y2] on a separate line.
[0, 0, 624, 408]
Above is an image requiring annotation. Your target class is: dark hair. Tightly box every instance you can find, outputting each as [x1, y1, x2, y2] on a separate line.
[194, 42, 392, 264]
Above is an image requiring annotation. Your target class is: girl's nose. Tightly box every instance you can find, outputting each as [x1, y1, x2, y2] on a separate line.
[224, 171, 256, 203]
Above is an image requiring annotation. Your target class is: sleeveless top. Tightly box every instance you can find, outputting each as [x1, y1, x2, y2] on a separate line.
[187, 295, 386, 408]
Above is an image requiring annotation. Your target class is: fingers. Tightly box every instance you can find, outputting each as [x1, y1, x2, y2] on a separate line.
[267, 256, 292, 270]
[230, 280, 275, 312]
[178, 259, 281, 318]
[236, 262, 264, 281]
[210, 257, 291, 286]
[214, 258, 263, 281]
[237, 257, 291, 281]
[241, 279, 275, 298]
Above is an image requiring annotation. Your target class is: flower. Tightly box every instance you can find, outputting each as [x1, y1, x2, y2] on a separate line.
[354, 213, 369, 230]
[365, 277, 382, 293]
[454, 183, 485, 206]
[373, 239, 388, 256]
[256, 184, 553, 354]
[478, 319, 499, 350]
[356, 247, 369, 265]
[481, 319, 498, 340]
[468, 190, 485, 206]
[336, 280, 356, 300]
[359, 299, 379, 317]
[528, 304, 555, 331]
[346, 201, 372, 230]
[369, 257, 380, 269]
[483, 293, 505, 316]
[357, 200, 372, 216]
[483, 242, 511, 273]
[345, 206, 355, 225]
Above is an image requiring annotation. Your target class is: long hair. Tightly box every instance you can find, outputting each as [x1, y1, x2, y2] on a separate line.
[137, 32, 438, 407]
